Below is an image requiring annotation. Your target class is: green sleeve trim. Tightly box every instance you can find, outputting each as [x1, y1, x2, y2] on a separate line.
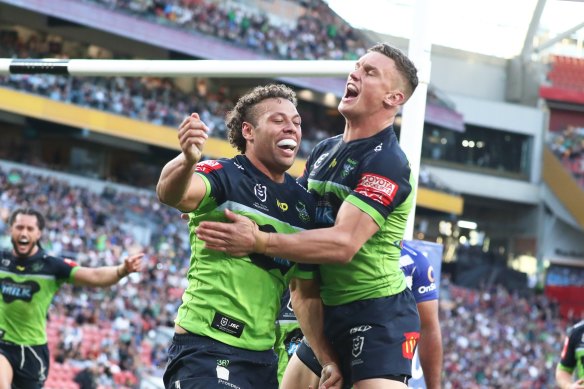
[557, 364, 574, 373]
[197, 172, 212, 204]
[69, 266, 80, 283]
[345, 195, 385, 227]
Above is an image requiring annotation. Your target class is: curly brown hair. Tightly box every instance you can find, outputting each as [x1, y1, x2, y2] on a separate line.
[368, 43, 418, 102]
[226, 84, 297, 154]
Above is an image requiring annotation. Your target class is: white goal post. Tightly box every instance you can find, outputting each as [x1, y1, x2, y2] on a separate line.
[0, 58, 355, 78]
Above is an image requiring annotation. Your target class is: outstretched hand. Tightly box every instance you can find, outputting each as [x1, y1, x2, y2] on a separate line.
[196, 209, 261, 257]
[122, 253, 144, 275]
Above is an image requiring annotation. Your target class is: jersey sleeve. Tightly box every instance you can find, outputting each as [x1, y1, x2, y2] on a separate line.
[193, 159, 228, 210]
[345, 149, 412, 227]
[558, 328, 578, 372]
[50, 256, 79, 283]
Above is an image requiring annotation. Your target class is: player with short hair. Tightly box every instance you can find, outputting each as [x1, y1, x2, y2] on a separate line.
[157, 84, 340, 389]
[280, 240, 443, 389]
[0, 208, 143, 389]
[196, 43, 422, 389]
[556, 319, 584, 389]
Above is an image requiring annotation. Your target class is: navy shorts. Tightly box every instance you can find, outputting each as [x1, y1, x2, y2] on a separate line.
[163, 332, 279, 389]
[0, 341, 49, 389]
[323, 289, 420, 387]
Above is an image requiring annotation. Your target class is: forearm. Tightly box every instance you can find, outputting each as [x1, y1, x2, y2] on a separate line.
[556, 368, 575, 389]
[156, 153, 197, 208]
[418, 326, 443, 389]
[291, 279, 337, 366]
[74, 265, 128, 287]
[262, 227, 356, 265]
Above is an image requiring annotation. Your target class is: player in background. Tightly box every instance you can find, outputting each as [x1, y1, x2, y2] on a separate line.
[556, 319, 584, 389]
[279, 240, 443, 389]
[0, 208, 143, 389]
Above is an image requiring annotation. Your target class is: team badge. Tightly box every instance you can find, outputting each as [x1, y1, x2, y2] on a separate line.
[352, 336, 365, 357]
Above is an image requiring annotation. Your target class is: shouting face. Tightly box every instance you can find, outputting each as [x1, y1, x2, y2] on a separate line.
[10, 214, 42, 258]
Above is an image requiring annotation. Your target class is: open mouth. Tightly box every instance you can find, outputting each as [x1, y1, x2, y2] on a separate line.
[277, 139, 297, 154]
[343, 84, 359, 100]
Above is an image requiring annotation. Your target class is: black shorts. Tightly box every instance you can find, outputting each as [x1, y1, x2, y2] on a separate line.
[0, 341, 49, 389]
[163, 332, 279, 389]
[323, 289, 420, 386]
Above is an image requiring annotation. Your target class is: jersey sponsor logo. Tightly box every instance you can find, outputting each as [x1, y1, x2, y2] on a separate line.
[212, 312, 245, 338]
[16, 265, 25, 272]
[195, 160, 223, 174]
[254, 184, 267, 202]
[0, 278, 41, 303]
[402, 332, 420, 359]
[216, 366, 230, 381]
[355, 173, 398, 206]
[418, 283, 436, 294]
[1, 259, 9, 267]
[349, 325, 372, 334]
[63, 258, 78, 268]
[427, 265, 435, 282]
[277, 199, 288, 212]
[352, 336, 365, 357]
[328, 158, 337, 169]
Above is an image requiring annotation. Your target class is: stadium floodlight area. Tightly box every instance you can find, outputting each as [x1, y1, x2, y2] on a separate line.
[0, 58, 356, 77]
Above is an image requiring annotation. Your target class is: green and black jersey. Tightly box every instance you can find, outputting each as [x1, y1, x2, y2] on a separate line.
[0, 249, 78, 345]
[558, 320, 584, 379]
[177, 155, 316, 351]
[298, 126, 415, 306]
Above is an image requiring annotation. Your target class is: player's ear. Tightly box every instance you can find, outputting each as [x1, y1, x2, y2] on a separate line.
[384, 90, 405, 107]
[242, 122, 254, 140]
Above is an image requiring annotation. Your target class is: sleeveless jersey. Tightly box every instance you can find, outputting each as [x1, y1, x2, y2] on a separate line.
[0, 249, 78, 345]
[559, 320, 584, 379]
[177, 155, 316, 351]
[298, 127, 415, 306]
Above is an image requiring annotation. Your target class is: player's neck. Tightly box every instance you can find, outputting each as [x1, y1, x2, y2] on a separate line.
[343, 116, 394, 142]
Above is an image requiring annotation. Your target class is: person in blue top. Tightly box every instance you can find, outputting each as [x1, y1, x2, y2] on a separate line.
[278, 240, 443, 389]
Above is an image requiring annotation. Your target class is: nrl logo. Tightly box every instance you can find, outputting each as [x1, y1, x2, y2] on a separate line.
[352, 336, 365, 357]
[254, 184, 267, 202]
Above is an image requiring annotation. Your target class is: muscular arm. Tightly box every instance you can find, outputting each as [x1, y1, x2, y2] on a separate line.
[290, 278, 336, 366]
[198, 201, 379, 264]
[73, 253, 143, 287]
[417, 299, 443, 389]
[156, 113, 209, 211]
[556, 367, 584, 389]
[156, 153, 206, 211]
[290, 278, 343, 389]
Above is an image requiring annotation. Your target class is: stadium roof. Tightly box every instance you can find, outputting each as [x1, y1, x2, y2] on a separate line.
[325, 0, 584, 59]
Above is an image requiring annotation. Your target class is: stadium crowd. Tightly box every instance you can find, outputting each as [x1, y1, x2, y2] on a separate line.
[0, 162, 570, 388]
[0, 27, 337, 158]
[548, 125, 584, 188]
[87, 0, 368, 61]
